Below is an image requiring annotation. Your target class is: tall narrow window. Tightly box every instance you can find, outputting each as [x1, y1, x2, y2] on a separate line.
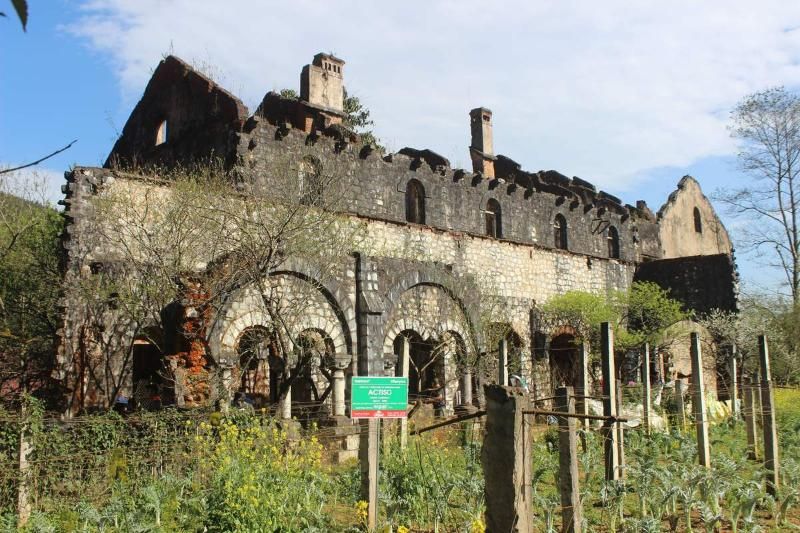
[554, 214, 568, 250]
[155, 120, 168, 146]
[484, 198, 502, 238]
[607, 226, 620, 259]
[693, 207, 703, 233]
[405, 179, 426, 224]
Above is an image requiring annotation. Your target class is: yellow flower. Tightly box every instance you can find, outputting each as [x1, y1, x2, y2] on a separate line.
[470, 516, 486, 533]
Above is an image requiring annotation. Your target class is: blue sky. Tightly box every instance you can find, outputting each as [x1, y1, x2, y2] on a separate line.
[3, 1, 800, 296]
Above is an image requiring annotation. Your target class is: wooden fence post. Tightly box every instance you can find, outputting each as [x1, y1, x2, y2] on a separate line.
[600, 322, 620, 481]
[481, 385, 533, 532]
[556, 386, 582, 533]
[743, 376, 759, 461]
[576, 341, 590, 427]
[399, 336, 410, 449]
[642, 343, 651, 435]
[615, 379, 626, 480]
[729, 344, 739, 420]
[758, 335, 780, 497]
[690, 332, 711, 469]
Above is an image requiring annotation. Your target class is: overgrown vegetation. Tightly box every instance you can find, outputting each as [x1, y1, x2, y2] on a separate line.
[2, 388, 799, 531]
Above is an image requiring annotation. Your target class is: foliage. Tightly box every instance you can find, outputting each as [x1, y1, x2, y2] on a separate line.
[343, 89, 382, 150]
[719, 87, 800, 304]
[0, 175, 63, 405]
[0, 0, 27, 31]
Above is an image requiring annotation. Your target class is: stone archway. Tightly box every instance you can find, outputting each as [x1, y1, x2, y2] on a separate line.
[550, 332, 581, 389]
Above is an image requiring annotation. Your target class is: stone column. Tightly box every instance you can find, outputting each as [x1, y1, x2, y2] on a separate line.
[332, 354, 350, 418]
[481, 385, 532, 533]
[280, 387, 292, 419]
[461, 370, 473, 407]
[498, 338, 509, 386]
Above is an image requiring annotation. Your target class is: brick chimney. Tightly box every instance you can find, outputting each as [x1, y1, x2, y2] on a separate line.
[469, 107, 495, 178]
[301, 53, 345, 113]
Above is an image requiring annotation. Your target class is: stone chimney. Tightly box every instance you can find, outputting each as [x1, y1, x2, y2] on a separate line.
[469, 107, 495, 178]
[301, 53, 345, 113]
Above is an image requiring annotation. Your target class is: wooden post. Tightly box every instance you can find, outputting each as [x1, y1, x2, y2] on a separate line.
[615, 379, 626, 479]
[758, 335, 780, 497]
[399, 336, 410, 449]
[576, 341, 590, 427]
[690, 332, 711, 469]
[675, 379, 687, 431]
[481, 385, 533, 532]
[744, 376, 759, 460]
[600, 322, 619, 481]
[642, 343, 652, 435]
[556, 386, 582, 533]
[729, 344, 739, 420]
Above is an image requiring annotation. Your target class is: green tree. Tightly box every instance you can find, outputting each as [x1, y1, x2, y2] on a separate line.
[0, 177, 63, 403]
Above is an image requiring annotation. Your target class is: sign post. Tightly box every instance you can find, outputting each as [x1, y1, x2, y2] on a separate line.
[351, 376, 408, 530]
[351, 377, 409, 419]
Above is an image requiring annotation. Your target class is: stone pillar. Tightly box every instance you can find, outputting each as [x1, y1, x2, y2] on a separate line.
[759, 335, 780, 497]
[280, 387, 292, 419]
[481, 385, 532, 533]
[332, 355, 349, 417]
[600, 322, 619, 481]
[555, 386, 582, 533]
[642, 343, 652, 435]
[498, 338, 509, 386]
[576, 341, 590, 427]
[690, 332, 711, 469]
[461, 370, 473, 407]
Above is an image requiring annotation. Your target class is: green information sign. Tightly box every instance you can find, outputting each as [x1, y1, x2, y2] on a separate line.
[350, 376, 409, 419]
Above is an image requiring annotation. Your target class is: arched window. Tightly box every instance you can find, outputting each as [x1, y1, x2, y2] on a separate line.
[405, 179, 426, 224]
[607, 226, 620, 259]
[693, 207, 703, 233]
[484, 198, 502, 238]
[554, 214, 568, 250]
[155, 120, 168, 146]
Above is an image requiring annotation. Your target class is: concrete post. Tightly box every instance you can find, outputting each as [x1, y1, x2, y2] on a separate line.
[481, 385, 533, 533]
[690, 332, 711, 469]
[600, 322, 619, 481]
[399, 335, 410, 449]
[576, 341, 590, 427]
[354, 253, 385, 531]
[730, 344, 739, 419]
[498, 338, 509, 386]
[758, 335, 780, 497]
[555, 386, 582, 533]
[642, 343, 652, 435]
[615, 379, 626, 479]
[17, 401, 32, 528]
[675, 379, 687, 431]
[744, 376, 759, 460]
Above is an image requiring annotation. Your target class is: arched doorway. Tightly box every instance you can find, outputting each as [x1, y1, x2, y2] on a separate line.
[550, 333, 581, 389]
[393, 330, 441, 401]
[292, 328, 335, 408]
[235, 326, 281, 407]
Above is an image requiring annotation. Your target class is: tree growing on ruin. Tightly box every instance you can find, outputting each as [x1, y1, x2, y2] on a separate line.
[719, 87, 800, 304]
[71, 154, 366, 411]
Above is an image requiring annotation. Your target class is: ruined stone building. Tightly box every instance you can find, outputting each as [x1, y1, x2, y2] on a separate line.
[56, 53, 738, 419]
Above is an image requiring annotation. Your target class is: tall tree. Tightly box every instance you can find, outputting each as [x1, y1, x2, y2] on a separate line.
[719, 87, 800, 303]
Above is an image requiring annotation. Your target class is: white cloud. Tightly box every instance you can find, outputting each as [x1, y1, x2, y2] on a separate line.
[68, 0, 800, 192]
